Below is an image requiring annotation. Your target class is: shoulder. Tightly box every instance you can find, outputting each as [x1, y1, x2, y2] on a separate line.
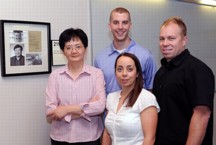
[47, 66, 67, 82]
[107, 91, 119, 97]
[10, 56, 15, 59]
[135, 89, 160, 111]
[131, 41, 152, 54]
[50, 66, 66, 76]
[107, 91, 120, 100]
[94, 45, 115, 67]
[139, 89, 156, 99]
[85, 65, 103, 74]
[95, 45, 112, 59]
[129, 41, 154, 60]
[185, 54, 213, 74]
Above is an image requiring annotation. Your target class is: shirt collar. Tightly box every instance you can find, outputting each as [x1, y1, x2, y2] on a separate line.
[108, 39, 136, 55]
[161, 49, 190, 69]
[59, 64, 91, 76]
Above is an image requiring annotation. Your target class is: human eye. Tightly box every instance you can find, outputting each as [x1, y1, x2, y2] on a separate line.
[75, 45, 81, 49]
[168, 36, 176, 41]
[113, 20, 119, 25]
[116, 67, 123, 72]
[65, 46, 71, 50]
[127, 67, 134, 72]
[159, 37, 164, 41]
[122, 21, 129, 25]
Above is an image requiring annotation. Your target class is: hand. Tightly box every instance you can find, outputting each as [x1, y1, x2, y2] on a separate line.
[71, 114, 81, 119]
[89, 96, 99, 102]
[47, 106, 69, 121]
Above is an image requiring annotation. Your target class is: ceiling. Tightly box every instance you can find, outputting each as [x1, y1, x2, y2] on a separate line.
[177, 0, 216, 7]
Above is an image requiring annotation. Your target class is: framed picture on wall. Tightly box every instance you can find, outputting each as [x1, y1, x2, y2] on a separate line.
[0, 20, 51, 77]
[51, 40, 67, 66]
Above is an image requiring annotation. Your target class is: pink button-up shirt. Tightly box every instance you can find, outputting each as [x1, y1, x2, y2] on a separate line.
[46, 64, 106, 143]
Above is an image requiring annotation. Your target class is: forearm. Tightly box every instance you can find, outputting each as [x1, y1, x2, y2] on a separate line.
[186, 106, 211, 145]
[67, 105, 83, 115]
[46, 104, 83, 122]
[102, 129, 111, 145]
[186, 120, 209, 145]
[141, 107, 158, 145]
[68, 97, 105, 121]
[142, 137, 155, 145]
[80, 94, 106, 116]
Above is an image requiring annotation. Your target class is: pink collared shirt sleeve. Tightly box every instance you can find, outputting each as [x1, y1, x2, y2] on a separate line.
[79, 68, 106, 121]
[45, 69, 58, 115]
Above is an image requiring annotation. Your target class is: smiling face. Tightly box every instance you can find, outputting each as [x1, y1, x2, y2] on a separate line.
[115, 56, 138, 90]
[14, 47, 22, 57]
[109, 11, 132, 43]
[159, 22, 188, 62]
[63, 38, 86, 64]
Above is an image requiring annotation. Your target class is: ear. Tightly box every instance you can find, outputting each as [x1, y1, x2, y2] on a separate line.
[108, 23, 111, 31]
[129, 22, 132, 31]
[62, 50, 66, 56]
[182, 35, 188, 47]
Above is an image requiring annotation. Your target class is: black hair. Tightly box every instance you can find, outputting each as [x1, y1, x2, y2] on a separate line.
[59, 28, 88, 51]
[14, 44, 23, 51]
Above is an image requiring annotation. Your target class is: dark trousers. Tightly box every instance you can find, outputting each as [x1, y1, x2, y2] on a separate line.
[51, 138, 101, 145]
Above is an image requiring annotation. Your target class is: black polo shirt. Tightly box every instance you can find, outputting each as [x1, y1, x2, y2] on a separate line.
[153, 49, 215, 145]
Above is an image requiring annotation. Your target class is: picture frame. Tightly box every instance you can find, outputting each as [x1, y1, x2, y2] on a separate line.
[51, 40, 67, 66]
[0, 20, 51, 77]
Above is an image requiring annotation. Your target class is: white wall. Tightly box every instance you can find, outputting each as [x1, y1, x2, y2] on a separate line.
[0, 0, 91, 145]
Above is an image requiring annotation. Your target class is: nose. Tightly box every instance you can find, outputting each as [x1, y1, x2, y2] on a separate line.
[118, 23, 123, 29]
[122, 69, 127, 76]
[162, 39, 169, 46]
[71, 47, 77, 53]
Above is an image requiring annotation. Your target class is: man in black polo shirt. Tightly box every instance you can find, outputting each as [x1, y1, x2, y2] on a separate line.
[153, 17, 215, 145]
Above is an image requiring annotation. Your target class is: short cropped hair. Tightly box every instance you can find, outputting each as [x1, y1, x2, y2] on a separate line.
[59, 28, 88, 51]
[160, 16, 187, 36]
[14, 44, 23, 51]
[109, 7, 131, 22]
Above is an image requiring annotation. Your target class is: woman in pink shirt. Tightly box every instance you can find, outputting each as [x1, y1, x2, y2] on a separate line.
[46, 28, 106, 145]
